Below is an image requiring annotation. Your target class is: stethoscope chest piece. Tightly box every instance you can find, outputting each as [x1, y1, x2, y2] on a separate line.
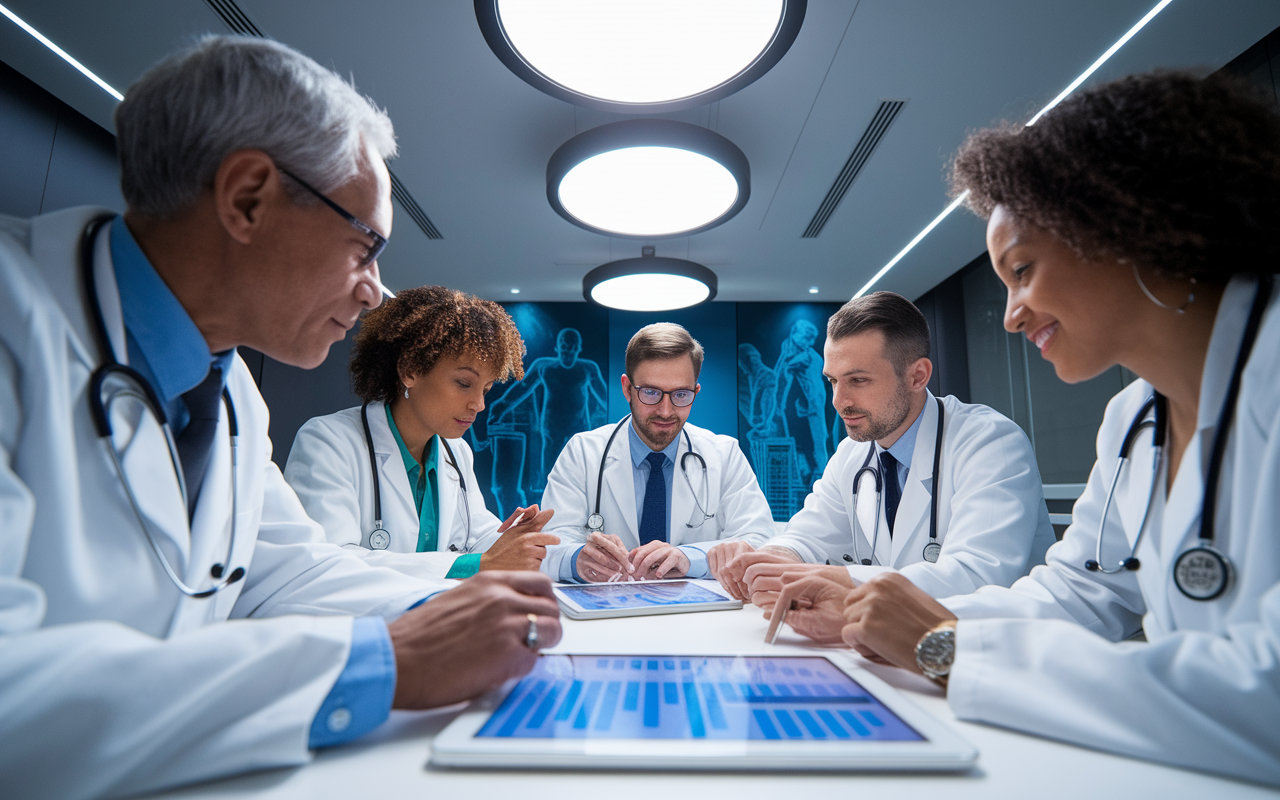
[369, 527, 390, 551]
[586, 513, 604, 532]
[1173, 545, 1232, 600]
[922, 541, 942, 563]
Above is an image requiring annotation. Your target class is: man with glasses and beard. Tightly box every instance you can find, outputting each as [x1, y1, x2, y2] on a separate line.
[539, 323, 776, 583]
[716, 293, 1055, 615]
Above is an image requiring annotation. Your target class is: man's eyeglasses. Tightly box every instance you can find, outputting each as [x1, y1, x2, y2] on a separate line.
[279, 167, 388, 268]
[633, 386, 696, 407]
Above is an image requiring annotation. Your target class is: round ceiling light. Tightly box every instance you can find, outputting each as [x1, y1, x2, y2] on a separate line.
[548, 119, 750, 238]
[476, 0, 806, 113]
[584, 253, 718, 311]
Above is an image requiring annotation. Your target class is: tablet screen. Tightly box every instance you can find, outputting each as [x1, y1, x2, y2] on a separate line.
[557, 581, 727, 610]
[476, 655, 923, 742]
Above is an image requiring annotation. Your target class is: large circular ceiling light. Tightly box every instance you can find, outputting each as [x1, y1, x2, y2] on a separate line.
[548, 119, 750, 238]
[476, 0, 806, 113]
[584, 252, 718, 311]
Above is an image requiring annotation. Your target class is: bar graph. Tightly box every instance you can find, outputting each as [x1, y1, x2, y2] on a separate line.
[476, 655, 923, 742]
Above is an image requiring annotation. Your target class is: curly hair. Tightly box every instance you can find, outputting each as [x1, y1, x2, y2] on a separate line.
[950, 70, 1280, 281]
[350, 286, 526, 404]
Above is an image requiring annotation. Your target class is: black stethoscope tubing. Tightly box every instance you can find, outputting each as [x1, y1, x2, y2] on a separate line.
[848, 396, 946, 566]
[360, 402, 472, 552]
[587, 414, 714, 533]
[81, 215, 243, 598]
[1087, 274, 1273, 601]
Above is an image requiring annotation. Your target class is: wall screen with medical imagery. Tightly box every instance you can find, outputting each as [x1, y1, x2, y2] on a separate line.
[476, 655, 923, 742]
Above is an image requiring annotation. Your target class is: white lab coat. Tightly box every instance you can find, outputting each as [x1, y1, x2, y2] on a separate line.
[284, 402, 508, 580]
[942, 275, 1280, 786]
[540, 420, 776, 578]
[0, 207, 449, 800]
[768, 392, 1056, 597]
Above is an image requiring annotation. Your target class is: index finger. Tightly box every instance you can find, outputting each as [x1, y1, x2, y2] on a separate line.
[497, 505, 534, 533]
[589, 533, 633, 572]
[477, 569, 557, 600]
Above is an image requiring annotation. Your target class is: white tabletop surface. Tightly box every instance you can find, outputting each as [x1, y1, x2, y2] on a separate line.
[147, 588, 1278, 799]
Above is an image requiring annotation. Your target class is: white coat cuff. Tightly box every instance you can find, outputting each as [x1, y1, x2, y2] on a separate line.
[845, 564, 894, 585]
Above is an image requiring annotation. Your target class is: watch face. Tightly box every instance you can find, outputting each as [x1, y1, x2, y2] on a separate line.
[916, 628, 955, 679]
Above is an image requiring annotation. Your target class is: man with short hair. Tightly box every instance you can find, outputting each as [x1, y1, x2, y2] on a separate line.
[540, 323, 776, 583]
[717, 292, 1055, 609]
[0, 36, 559, 799]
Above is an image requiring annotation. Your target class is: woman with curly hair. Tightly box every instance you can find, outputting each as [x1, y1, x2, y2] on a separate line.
[763, 71, 1280, 784]
[285, 286, 557, 579]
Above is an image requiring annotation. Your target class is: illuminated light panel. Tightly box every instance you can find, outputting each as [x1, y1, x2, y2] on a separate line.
[588, 273, 711, 311]
[559, 146, 739, 237]
[855, 0, 1174, 297]
[489, 0, 795, 108]
[0, 3, 123, 100]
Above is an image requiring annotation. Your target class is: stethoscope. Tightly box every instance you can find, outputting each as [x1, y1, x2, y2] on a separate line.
[585, 415, 715, 534]
[81, 216, 244, 598]
[360, 402, 472, 552]
[1087, 274, 1273, 602]
[846, 397, 946, 566]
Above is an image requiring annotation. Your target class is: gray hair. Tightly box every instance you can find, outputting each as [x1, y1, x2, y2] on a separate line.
[115, 35, 397, 218]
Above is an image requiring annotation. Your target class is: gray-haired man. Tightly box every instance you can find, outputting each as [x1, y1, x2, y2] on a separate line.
[0, 36, 560, 799]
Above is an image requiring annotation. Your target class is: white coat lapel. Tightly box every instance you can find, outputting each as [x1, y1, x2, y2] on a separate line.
[669, 429, 696, 544]
[370, 402, 419, 550]
[604, 428, 639, 543]
[890, 397, 938, 565]
[436, 437, 461, 552]
[849, 443, 881, 563]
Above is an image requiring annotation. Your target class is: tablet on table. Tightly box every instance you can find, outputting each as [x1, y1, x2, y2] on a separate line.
[430, 654, 977, 772]
[553, 579, 742, 620]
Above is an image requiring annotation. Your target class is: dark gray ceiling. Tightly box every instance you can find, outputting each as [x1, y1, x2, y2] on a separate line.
[4, 1, 1279, 302]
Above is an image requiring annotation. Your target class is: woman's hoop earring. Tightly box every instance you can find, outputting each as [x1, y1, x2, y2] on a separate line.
[1132, 263, 1195, 314]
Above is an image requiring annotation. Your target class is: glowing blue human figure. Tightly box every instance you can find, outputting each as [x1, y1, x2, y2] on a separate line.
[772, 320, 830, 488]
[488, 328, 608, 491]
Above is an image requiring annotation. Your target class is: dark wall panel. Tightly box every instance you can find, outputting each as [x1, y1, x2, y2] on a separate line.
[0, 59, 60, 218]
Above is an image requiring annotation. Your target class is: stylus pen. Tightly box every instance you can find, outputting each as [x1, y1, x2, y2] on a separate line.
[768, 604, 789, 645]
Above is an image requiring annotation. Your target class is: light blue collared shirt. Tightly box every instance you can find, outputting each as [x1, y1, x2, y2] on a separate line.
[877, 396, 927, 495]
[109, 216, 402, 749]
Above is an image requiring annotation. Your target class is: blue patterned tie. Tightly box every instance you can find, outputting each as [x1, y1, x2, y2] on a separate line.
[639, 451, 668, 545]
[879, 450, 901, 536]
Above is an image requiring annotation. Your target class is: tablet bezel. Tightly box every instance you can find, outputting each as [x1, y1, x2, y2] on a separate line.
[553, 579, 743, 620]
[429, 653, 977, 772]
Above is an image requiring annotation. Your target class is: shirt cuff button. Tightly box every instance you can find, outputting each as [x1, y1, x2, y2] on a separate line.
[327, 707, 352, 733]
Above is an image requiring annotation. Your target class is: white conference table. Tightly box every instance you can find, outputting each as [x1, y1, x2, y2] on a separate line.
[149, 587, 1276, 800]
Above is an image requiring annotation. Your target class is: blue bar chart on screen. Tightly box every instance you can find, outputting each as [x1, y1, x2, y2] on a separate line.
[476, 655, 923, 742]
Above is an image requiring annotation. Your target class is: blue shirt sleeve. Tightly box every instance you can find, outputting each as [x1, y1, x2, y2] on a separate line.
[563, 545, 587, 582]
[309, 617, 396, 749]
[679, 545, 709, 579]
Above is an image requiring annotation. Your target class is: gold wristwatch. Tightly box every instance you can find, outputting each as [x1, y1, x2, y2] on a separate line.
[914, 620, 957, 683]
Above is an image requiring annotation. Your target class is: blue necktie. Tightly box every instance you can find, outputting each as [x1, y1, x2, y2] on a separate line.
[879, 450, 901, 536]
[176, 365, 224, 519]
[639, 451, 668, 545]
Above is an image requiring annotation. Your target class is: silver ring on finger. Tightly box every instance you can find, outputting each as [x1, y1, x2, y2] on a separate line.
[524, 613, 539, 650]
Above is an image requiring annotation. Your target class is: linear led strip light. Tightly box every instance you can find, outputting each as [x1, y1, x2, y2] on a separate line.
[0, 3, 124, 100]
[854, 0, 1175, 298]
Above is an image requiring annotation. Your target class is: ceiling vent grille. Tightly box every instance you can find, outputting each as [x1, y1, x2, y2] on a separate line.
[204, 0, 262, 37]
[203, 0, 443, 241]
[802, 99, 906, 238]
[389, 171, 443, 240]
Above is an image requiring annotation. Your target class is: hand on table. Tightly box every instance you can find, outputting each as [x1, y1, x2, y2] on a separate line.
[707, 540, 755, 587]
[388, 571, 562, 709]
[746, 562, 854, 614]
[479, 505, 558, 571]
[629, 541, 690, 580]
[841, 573, 957, 673]
[715, 546, 803, 602]
[576, 532, 635, 582]
[762, 575, 851, 645]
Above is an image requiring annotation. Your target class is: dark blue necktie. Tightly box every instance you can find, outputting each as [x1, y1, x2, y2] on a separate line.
[176, 365, 224, 519]
[879, 450, 901, 536]
[639, 451, 668, 545]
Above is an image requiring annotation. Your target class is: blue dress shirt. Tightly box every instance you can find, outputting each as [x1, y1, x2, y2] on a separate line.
[109, 216, 402, 749]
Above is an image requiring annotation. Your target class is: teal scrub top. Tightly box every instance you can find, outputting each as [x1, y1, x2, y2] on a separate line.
[385, 406, 481, 578]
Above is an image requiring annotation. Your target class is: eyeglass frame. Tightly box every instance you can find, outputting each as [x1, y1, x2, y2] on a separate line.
[278, 167, 388, 267]
[629, 383, 698, 408]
